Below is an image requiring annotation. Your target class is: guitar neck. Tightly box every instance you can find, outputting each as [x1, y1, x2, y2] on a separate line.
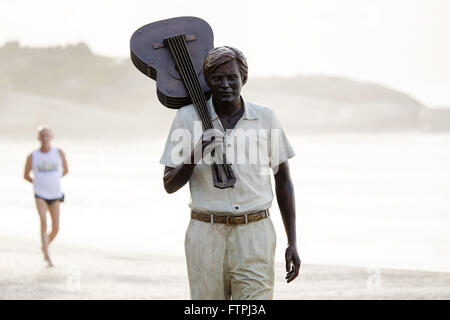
[165, 35, 213, 131]
[166, 34, 236, 189]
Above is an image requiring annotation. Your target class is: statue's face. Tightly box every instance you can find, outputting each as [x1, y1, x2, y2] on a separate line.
[206, 59, 243, 104]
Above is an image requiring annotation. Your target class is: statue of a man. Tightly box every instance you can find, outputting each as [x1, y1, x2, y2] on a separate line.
[160, 46, 300, 299]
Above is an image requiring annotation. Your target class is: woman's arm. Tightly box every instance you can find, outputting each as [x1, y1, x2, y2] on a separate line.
[59, 149, 69, 176]
[24, 154, 33, 183]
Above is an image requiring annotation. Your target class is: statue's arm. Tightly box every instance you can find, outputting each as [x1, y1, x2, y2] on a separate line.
[163, 163, 196, 194]
[274, 160, 301, 283]
[163, 130, 223, 194]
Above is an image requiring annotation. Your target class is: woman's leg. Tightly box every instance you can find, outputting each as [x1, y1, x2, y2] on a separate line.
[35, 198, 53, 267]
[48, 200, 60, 244]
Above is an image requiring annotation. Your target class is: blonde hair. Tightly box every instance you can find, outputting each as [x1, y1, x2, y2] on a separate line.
[37, 124, 52, 135]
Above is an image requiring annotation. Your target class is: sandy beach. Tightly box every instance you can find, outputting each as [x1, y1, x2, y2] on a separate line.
[1, 134, 450, 299]
[1, 235, 450, 300]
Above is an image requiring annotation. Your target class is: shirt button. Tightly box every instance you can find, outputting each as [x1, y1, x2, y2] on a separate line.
[227, 144, 231, 147]
[235, 206, 239, 210]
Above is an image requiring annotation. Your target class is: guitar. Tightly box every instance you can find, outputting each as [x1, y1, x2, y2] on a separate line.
[130, 16, 236, 189]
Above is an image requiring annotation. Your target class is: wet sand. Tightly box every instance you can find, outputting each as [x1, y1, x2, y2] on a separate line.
[1, 134, 450, 299]
[1, 235, 449, 300]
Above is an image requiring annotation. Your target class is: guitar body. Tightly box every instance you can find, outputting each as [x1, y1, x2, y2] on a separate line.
[130, 17, 236, 189]
[130, 16, 213, 109]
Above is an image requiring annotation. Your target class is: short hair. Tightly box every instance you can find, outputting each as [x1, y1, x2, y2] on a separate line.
[37, 124, 52, 135]
[203, 46, 248, 85]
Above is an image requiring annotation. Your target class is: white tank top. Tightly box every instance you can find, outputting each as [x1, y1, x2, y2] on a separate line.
[32, 147, 63, 199]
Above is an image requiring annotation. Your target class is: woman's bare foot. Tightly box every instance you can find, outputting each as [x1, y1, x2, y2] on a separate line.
[46, 258, 54, 268]
[41, 246, 53, 266]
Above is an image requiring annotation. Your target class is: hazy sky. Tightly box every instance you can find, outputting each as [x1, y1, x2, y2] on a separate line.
[1, 0, 449, 106]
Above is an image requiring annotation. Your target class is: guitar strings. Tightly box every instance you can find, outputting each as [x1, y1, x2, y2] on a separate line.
[173, 36, 228, 166]
[167, 35, 226, 164]
[167, 36, 211, 129]
[172, 36, 213, 130]
[171, 36, 211, 128]
[172, 35, 225, 163]
[175, 34, 228, 164]
[171, 36, 225, 162]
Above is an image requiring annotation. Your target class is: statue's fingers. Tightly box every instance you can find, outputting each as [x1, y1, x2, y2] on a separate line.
[285, 256, 291, 272]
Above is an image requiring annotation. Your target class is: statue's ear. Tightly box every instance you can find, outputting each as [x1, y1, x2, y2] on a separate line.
[242, 74, 247, 85]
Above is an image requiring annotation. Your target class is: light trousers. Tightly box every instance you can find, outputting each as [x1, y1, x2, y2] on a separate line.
[184, 217, 277, 300]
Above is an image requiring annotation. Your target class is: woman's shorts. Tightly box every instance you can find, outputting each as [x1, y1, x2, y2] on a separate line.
[34, 193, 65, 206]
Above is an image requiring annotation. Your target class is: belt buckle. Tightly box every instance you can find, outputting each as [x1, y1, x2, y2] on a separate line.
[210, 214, 214, 224]
[225, 216, 230, 225]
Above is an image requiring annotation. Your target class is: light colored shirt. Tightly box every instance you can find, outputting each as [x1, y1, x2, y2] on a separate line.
[160, 97, 295, 214]
[32, 147, 63, 199]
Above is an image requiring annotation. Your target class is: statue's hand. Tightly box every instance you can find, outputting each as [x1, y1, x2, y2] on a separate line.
[285, 244, 301, 283]
[192, 128, 224, 161]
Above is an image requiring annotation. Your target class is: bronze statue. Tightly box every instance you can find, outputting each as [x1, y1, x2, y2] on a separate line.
[131, 17, 300, 299]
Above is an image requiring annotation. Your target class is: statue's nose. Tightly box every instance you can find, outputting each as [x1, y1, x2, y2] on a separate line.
[221, 77, 230, 88]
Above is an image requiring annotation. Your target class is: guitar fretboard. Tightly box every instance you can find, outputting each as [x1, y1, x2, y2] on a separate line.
[166, 34, 235, 188]
[165, 35, 214, 131]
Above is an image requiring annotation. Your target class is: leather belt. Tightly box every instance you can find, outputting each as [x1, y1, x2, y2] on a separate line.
[191, 209, 270, 225]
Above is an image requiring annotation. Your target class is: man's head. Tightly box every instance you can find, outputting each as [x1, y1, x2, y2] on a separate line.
[203, 46, 248, 103]
[37, 125, 53, 146]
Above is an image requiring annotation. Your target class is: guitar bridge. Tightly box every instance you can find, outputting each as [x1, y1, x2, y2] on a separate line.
[153, 34, 197, 49]
[211, 154, 236, 189]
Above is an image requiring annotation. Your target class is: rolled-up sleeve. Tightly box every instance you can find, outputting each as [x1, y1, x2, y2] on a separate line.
[268, 110, 295, 169]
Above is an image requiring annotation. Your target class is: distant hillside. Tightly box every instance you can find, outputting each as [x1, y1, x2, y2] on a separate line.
[0, 91, 164, 139]
[245, 76, 426, 132]
[1, 41, 446, 136]
[0, 41, 151, 110]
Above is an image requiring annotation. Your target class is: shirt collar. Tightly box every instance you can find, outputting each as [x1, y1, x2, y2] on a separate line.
[207, 96, 258, 121]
